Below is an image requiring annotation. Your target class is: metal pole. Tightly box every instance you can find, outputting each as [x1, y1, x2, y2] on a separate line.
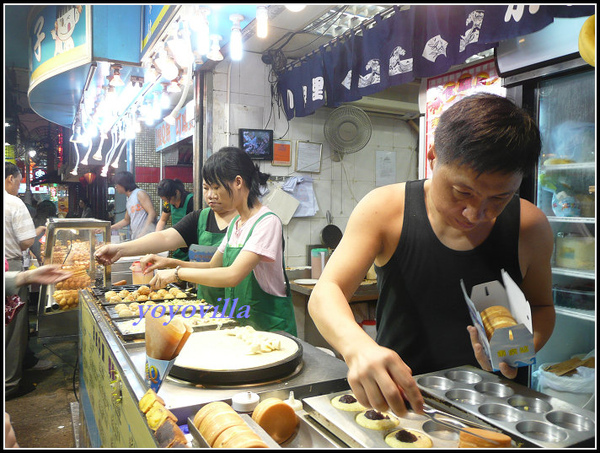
[193, 67, 204, 211]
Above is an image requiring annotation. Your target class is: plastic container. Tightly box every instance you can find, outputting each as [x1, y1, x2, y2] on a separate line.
[311, 248, 328, 279]
[555, 235, 595, 270]
[232, 391, 260, 413]
[361, 320, 377, 341]
[553, 285, 594, 310]
[534, 361, 595, 412]
[130, 261, 153, 284]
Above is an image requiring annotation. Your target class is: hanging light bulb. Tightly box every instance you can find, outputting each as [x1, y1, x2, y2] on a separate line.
[285, 5, 306, 12]
[256, 6, 268, 38]
[168, 24, 193, 68]
[160, 82, 171, 109]
[154, 42, 179, 81]
[108, 64, 124, 87]
[229, 14, 244, 61]
[207, 35, 224, 61]
[195, 7, 211, 56]
[92, 133, 107, 161]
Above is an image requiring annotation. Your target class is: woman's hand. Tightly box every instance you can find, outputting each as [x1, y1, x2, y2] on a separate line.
[140, 254, 175, 274]
[94, 244, 122, 266]
[467, 325, 518, 379]
[344, 342, 424, 417]
[17, 265, 72, 287]
[149, 268, 177, 290]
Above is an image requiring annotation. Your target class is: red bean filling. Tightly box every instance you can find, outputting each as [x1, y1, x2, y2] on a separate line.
[339, 394, 357, 404]
[395, 429, 418, 443]
[365, 410, 388, 420]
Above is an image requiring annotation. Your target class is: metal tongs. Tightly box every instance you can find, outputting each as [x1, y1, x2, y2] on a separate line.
[401, 397, 502, 446]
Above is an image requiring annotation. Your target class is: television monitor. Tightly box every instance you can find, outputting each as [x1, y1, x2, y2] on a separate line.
[239, 128, 274, 160]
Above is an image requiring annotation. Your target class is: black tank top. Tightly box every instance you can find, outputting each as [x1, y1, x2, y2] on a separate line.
[375, 179, 522, 376]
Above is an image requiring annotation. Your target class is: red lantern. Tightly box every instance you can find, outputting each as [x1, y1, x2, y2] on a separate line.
[83, 172, 96, 184]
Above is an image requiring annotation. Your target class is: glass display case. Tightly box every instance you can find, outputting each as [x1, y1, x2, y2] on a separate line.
[505, 56, 595, 387]
[37, 218, 111, 338]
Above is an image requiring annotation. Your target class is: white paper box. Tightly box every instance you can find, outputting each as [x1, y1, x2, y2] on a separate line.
[461, 269, 535, 371]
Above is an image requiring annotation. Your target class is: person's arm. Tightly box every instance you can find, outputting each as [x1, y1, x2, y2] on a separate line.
[111, 210, 131, 231]
[19, 237, 35, 251]
[308, 185, 423, 417]
[138, 190, 158, 235]
[95, 228, 188, 265]
[155, 211, 170, 232]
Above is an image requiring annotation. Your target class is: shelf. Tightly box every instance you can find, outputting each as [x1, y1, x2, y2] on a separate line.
[552, 267, 595, 280]
[547, 216, 595, 224]
[554, 306, 596, 322]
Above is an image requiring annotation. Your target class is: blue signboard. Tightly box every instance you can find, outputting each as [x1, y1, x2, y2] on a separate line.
[29, 5, 91, 89]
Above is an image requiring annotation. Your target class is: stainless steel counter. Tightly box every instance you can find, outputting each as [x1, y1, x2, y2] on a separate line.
[80, 288, 351, 433]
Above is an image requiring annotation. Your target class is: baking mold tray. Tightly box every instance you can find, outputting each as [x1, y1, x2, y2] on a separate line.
[415, 365, 595, 448]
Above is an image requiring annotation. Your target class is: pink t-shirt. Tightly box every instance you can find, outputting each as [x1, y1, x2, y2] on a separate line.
[218, 206, 286, 297]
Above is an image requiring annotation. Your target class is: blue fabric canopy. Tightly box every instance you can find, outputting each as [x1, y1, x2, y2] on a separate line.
[276, 4, 595, 120]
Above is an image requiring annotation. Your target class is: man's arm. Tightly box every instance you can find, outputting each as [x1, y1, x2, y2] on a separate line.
[156, 211, 170, 232]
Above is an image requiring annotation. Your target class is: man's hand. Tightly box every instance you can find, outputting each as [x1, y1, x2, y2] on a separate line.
[344, 342, 424, 417]
[467, 325, 518, 379]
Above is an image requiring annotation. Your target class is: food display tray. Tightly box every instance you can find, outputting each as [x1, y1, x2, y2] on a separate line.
[104, 301, 214, 320]
[93, 284, 196, 305]
[187, 414, 281, 448]
[112, 316, 237, 341]
[415, 365, 595, 448]
[303, 391, 466, 448]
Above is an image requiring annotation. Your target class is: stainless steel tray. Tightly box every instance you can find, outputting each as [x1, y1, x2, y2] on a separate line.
[416, 365, 595, 448]
[304, 391, 464, 448]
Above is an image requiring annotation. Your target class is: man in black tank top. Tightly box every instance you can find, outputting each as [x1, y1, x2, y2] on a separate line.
[308, 94, 555, 417]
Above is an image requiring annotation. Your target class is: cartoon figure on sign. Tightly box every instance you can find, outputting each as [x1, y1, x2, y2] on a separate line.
[50, 5, 82, 57]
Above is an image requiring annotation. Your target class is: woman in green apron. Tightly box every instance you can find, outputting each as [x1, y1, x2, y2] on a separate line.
[156, 178, 194, 260]
[148, 147, 297, 335]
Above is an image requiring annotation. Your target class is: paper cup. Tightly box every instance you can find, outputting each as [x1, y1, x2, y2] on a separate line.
[145, 356, 176, 392]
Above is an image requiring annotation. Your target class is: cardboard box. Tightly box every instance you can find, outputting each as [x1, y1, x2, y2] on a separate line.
[461, 269, 535, 371]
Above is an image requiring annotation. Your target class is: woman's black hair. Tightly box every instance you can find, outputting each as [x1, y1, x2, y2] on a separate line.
[434, 93, 541, 175]
[157, 178, 186, 199]
[113, 171, 138, 192]
[202, 146, 270, 209]
[5, 161, 21, 179]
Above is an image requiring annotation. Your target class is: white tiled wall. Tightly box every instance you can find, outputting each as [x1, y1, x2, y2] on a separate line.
[212, 54, 419, 267]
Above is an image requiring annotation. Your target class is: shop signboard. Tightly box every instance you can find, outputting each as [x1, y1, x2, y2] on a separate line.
[28, 5, 92, 91]
[155, 102, 194, 152]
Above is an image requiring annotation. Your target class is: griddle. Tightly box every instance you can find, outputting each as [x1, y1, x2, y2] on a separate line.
[170, 331, 304, 385]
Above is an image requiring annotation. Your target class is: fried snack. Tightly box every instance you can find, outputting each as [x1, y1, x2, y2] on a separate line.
[385, 429, 433, 448]
[331, 393, 367, 412]
[355, 410, 399, 431]
[458, 427, 512, 448]
[481, 305, 518, 341]
[252, 397, 298, 444]
[138, 285, 151, 296]
[138, 389, 165, 413]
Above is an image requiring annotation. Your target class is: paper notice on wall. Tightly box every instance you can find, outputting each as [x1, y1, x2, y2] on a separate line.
[263, 187, 300, 225]
[282, 176, 319, 217]
[376, 151, 396, 187]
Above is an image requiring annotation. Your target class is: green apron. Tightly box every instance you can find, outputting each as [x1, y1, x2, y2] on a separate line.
[223, 212, 297, 335]
[195, 207, 226, 305]
[171, 193, 193, 261]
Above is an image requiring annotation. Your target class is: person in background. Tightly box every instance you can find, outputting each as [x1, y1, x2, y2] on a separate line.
[95, 179, 237, 307]
[5, 412, 19, 448]
[308, 94, 555, 416]
[5, 163, 55, 400]
[79, 198, 93, 218]
[151, 147, 296, 334]
[110, 171, 157, 240]
[97, 147, 297, 335]
[155, 178, 194, 260]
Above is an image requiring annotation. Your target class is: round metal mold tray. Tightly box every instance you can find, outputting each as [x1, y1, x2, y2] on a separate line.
[422, 419, 461, 441]
[444, 369, 483, 384]
[478, 403, 523, 423]
[444, 388, 485, 405]
[508, 396, 552, 413]
[474, 381, 515, 398]
[417, 375, 454, 391]
[545, 411, 595, 432]
[516, 420, 568, 443]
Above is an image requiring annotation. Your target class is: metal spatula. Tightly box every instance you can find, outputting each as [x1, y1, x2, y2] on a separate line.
[401, 397, 502, 446]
